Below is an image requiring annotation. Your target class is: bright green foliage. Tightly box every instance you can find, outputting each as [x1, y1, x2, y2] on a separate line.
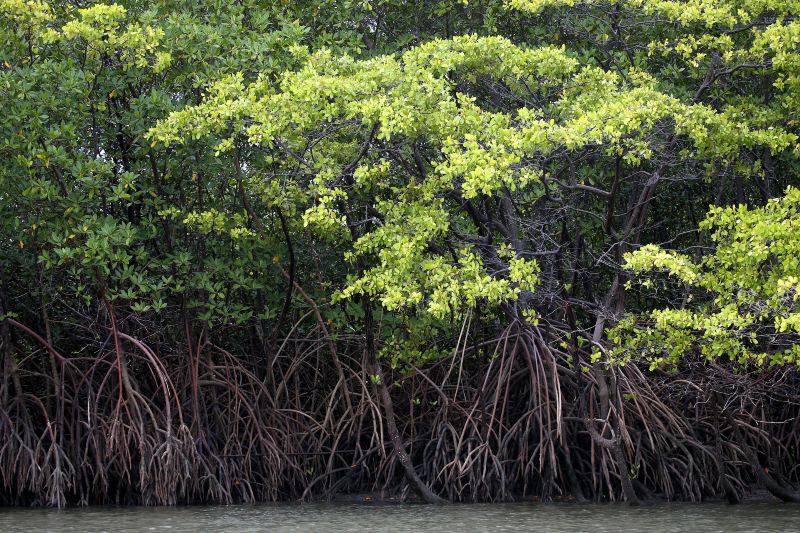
[5, 0, 800, 369]
[0, 0, 363, 330]
[150, 33, 792, 327]
[614, 188, 800, 367]
[150, 35, 572, 319]
[508, 0, 800, 26]
[6, 0, 800, 508]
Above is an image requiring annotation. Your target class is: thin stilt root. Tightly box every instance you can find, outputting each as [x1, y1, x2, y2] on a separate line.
[1, 314, 798, 506]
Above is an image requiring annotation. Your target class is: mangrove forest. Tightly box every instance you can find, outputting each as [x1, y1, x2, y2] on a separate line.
[1, 0, 800, 508]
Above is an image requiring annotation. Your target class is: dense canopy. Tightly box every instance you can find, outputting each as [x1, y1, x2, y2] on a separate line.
[1, 0, 799, 507]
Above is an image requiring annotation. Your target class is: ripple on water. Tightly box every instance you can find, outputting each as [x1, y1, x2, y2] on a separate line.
[2, 502, 800, 533]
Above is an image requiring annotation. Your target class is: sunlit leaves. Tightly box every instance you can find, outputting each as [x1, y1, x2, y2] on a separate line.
[616, 188, 800, 367]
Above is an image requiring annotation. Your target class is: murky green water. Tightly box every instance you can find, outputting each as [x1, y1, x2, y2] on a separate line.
[2, 502, 799, 532]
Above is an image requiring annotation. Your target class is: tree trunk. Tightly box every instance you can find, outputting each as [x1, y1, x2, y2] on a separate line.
[363, 295, 448, 504]
[724, 408, 800, 503]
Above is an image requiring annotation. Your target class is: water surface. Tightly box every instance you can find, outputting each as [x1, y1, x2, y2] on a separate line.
[2, 502, 799, 532]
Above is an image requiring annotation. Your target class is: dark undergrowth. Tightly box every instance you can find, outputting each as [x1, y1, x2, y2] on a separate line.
[2, 310, 798, 507]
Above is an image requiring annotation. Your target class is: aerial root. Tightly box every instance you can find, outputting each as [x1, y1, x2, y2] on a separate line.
[1, 319, 797, 506]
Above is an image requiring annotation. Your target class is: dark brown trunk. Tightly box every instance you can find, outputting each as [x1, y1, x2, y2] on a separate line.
[363, 295, 448, 504]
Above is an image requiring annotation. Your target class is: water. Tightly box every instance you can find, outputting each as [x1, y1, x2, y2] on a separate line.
[2, 502, 799, 532]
